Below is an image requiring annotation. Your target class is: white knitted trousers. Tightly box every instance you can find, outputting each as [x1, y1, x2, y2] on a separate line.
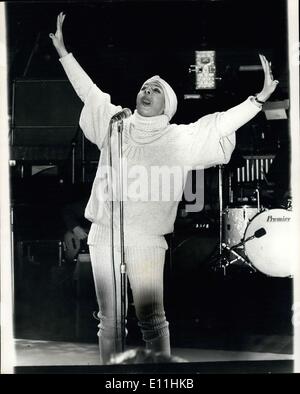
[89, 244, 170, 364]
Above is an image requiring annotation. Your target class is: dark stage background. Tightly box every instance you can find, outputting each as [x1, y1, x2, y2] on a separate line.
[6, 0, 293, 356]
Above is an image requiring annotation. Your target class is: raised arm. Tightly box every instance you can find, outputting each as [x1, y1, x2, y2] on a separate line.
[178, 54, 279, 168]
[49, 12, 93, 102]
[216, 54, 279, 137]
[49, 13, 121, 148]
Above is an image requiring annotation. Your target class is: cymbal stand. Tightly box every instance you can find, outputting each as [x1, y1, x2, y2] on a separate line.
[210, 165, 254, 275]
[255, 184, 261, 211]
[218, 165, 223, 260]
[228, 171, 234, 205]
[210, 165, 229, 274]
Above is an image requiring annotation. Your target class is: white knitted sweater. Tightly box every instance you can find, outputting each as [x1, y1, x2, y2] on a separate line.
[60, 53, 261, 247]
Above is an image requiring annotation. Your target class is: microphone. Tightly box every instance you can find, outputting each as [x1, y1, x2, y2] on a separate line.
[110, 108, 132, 123]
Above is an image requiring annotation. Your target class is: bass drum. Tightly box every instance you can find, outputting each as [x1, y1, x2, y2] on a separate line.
[244, 209, 293, 277]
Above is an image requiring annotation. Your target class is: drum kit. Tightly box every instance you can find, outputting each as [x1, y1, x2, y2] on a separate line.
[210, 163, 293, 278]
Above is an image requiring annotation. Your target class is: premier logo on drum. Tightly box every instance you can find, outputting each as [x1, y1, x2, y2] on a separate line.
[266, 215, 291, 222]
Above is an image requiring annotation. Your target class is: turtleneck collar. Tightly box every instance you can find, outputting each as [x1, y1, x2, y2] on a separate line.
[130, 110, 169, 132]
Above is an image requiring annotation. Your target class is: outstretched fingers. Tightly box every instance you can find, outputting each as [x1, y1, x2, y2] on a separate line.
[259, 54, 266, 72]
[56, 12, 65, 33]
[60, 11, 66, 24]
[49, 12, 66, 53]
[56, 13, 60, 31]
[260, 54, 276, 81]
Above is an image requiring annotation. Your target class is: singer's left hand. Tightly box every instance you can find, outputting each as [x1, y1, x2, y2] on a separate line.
[256, 54, 279, 102]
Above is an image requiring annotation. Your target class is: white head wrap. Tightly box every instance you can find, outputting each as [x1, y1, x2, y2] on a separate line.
[143, 75, 178, 120]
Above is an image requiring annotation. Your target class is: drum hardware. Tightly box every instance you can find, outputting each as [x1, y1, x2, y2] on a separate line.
[234, 180, 263, 209]
[209, 164, 265, 275]
[207, 161, 293, 277]
[209, 241, 254, 275]
[221, 243, 256, 273]
[254, 185, 261, 211]
[230, 227, 266, 249]
[286, 198, 292, 211]
[219, 227, 266, 272]
[207, 140, 293, 277]
[218, 165, 224, 259]
[280, 196, 292, 211]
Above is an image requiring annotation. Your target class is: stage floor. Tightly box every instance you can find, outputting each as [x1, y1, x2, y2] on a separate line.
[12, 257, 294, 373]
[14, 337, 293, 367]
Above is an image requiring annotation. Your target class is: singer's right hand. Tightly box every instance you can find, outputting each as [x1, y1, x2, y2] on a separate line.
[49, 12, 68, 58]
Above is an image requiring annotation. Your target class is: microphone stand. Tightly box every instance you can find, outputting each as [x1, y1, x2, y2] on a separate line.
[117, 120, 127, 353]
[108, 118, 127, 355]
[107, 110, 132, 359]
